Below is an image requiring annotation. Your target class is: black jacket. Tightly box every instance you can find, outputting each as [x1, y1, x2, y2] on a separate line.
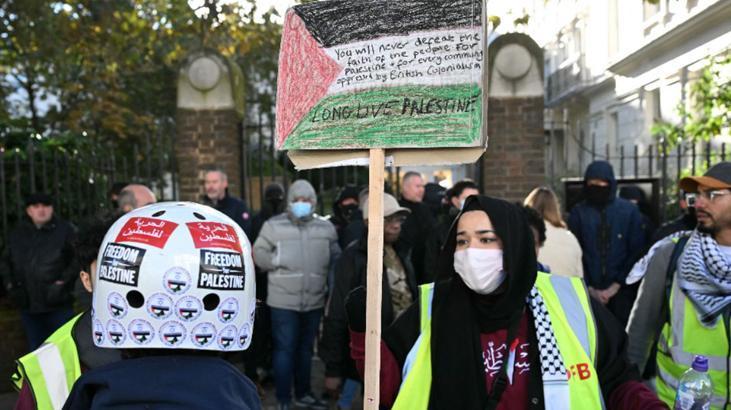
[1, 216, 77, 312]
[319, 236, 417, 379]
[202, 194, 252, 237]
[398, 198, 436, 284]
[423, 207, 459, 283]
[651, 212, 696, 244]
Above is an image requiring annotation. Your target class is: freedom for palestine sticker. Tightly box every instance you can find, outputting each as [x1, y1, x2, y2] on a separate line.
[197, 249, 246, 291]
[99, 243, 146, 287]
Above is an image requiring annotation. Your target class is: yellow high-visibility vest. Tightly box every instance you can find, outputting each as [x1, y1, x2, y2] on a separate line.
[655, 274, 730, 409]
[12, 313, 83, 410]
[392, 273, 604, 410]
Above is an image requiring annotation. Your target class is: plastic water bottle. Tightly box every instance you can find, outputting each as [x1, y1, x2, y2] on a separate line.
[673, 355, 713, 410]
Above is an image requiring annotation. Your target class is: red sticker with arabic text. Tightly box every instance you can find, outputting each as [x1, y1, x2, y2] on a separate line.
[115, 217, 179, 249]
[187, 222, 242, 253]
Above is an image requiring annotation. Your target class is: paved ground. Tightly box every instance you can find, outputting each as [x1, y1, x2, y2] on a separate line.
[0, 357, 363, 410]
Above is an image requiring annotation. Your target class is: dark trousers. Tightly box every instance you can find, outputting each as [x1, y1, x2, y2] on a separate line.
[607, 284, 638, 327]
[20, 308, 75, 349]
[270, 307, 323, 403]
[243, 304, 272, 381]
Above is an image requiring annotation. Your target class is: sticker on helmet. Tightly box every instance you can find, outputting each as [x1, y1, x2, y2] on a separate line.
[186, 222, 242, 252]
[191, 322, 217, 347]
[198, 250, 246, 291]
[146, 292, 173, 319]
[249, 299, 256, 324]
[163, 267, 191, 295]
[129, 319, 155, 345]
[238, 322, 251, 348]
[93, 319, 105, 344]
[159, 321, 186, 347]
[217, 325, 238, 350]
[107, 292, 128, 319]
[115, 217, 179, 249]
[175, 296, 202, 322]
[107, 320, 127, 346]
[99, 243, 146, 287]
[217, 297, 239, 323]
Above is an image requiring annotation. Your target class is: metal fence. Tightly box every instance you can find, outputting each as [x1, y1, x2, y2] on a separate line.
[240, 95, 373, 215]
[0, 134, 178, 244]
[571, 138, 730, 220]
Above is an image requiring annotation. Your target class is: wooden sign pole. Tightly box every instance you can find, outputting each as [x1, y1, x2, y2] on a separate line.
[364, 148, 385, 409]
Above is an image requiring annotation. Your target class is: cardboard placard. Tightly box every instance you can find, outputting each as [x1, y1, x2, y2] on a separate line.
[276, 0, 486, 159]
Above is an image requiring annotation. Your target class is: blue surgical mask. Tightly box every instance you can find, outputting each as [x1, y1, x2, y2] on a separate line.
[290, 201, 312, 219]
[459, 199, 466, 210]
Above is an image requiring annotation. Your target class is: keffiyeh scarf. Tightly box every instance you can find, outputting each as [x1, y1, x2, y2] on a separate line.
[677, 230, 731, 325]
[527, 288, 569, 410]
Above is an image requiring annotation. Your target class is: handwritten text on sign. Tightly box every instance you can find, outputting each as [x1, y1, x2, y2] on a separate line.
[326, 28, 482, 92]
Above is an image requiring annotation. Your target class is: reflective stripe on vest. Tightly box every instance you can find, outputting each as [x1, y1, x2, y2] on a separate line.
[655, 276, 730, 409]
[536, 273, 604, 410]
[14, 314, 83, 410]
[394, 283, 433, 410]
[393, 273, 604, 409]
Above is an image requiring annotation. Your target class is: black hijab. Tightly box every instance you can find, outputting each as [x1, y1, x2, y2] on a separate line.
[429, 195, 537, 410]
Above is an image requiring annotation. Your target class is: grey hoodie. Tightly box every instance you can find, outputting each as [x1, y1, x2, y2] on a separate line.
[253, 180, 340, 311]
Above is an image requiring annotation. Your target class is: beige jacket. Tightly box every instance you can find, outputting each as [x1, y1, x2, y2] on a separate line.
[539, 221, 584, 278]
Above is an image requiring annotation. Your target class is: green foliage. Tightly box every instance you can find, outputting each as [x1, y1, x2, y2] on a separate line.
[0, 0, 281, 151]
[652, 54, 731, 148]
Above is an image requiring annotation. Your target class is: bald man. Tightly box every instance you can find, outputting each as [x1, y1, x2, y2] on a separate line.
[118, 184, 157, 213]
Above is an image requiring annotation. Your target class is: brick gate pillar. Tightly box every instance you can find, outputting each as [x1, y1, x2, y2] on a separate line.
[482, 33, 545, 202]
[176, 50, 245, 202]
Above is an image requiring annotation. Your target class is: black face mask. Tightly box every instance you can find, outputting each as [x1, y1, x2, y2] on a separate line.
[585, 185, 612, 206]
[266, 198, 283, 212]
[340, 203, 358, 221]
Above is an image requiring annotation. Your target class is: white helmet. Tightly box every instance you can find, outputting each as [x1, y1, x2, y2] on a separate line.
[92, 202, 256, 351]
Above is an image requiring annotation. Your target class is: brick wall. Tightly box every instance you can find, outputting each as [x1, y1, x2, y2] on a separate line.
[482, 96, 545, 202]
[175, 109, 242, 202]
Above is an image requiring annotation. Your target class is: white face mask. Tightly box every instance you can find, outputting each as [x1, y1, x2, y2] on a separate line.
[453, 248, 505, 294]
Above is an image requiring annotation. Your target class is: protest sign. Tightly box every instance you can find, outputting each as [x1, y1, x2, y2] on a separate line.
[277, 0, 485, 153]
[276, 2, 485, 407]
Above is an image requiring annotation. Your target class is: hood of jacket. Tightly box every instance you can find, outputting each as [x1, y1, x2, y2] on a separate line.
[583, 160, 617, 199]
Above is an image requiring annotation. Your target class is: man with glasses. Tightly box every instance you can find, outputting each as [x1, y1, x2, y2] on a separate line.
[627, 162, 731, 408]
[320, 193, 415, 409]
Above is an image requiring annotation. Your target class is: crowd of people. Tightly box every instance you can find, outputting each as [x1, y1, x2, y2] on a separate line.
[0, 159, 729, 409]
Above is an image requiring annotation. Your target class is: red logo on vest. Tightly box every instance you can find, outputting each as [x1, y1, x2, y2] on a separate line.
[567, 363, 592, 381]
[115, 217, 178, 249]
[187, 222, 241, 253]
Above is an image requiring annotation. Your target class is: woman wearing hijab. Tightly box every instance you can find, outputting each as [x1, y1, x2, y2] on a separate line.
[346, 195, 667, 409]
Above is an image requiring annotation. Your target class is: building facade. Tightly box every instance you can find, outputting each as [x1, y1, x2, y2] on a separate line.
[533, 0, 731, 184]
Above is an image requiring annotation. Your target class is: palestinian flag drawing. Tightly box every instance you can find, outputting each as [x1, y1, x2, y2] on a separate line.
[276, 0, 484, 150]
